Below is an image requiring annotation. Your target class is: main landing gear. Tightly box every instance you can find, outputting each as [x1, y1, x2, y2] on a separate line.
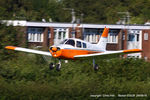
[49, 59, 61, 71]
[49, 58, 99, 71]
[93, 58, 99, 71]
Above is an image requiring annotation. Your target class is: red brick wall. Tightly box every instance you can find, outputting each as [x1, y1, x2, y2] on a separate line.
[122, 29, 128, 50]
[106, 44, 119, 50]
[142, 30, 150, 61]
[75, 24, 82, 39]
[118, 29, 123, 50]
[49, 27, 54, 46]
[119, 29, 128, 58]
[42, 27, 48, 48]
[69, 27, 72, 38]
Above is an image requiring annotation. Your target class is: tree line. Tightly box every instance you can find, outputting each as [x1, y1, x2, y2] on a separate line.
[0, 0, 150, 24]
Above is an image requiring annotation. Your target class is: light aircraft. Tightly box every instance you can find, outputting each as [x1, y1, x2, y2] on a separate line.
[5, 27, 142, 71]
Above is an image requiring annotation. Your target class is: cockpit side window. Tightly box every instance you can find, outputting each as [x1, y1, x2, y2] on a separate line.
[76, 41, 82, 48]
[83, 43, 87, 48]
[65, 39, 75, 46]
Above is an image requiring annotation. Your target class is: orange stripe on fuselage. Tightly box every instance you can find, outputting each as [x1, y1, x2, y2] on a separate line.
[60, 49, 101, 59]
[5, 46, 16, 50]
[49, 48, 101, 59]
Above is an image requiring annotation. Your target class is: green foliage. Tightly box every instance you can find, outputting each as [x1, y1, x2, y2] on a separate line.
[0, 0, 150, 23]
[0, 53, 150, 99]
[0, 24, 19, 60]
[61, 0, 150, 24]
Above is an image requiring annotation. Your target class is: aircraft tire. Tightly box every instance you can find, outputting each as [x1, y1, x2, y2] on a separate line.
[49, 63, 54, 70]
[56, 64, 61, 71]
[94, 64, 99, 71]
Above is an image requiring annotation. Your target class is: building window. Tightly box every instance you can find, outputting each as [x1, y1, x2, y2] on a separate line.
[144, 33, 148, 40]
[28, 33, 43, 42]
[54, 28, 69, 40]
[128, 34, 135, 41]
[136, 34, 139, 41]
[27, 28, 44, 42]
[48, 29, 51, 38]
[84, 29, 100, 43]
[58, 32, 61, 39]
[63, 32, 66, 39]
[107, 33, 118, 43]
[84, 29, 119, 44]
[127, 33, 140, 42]
[122, 33, 125, 40]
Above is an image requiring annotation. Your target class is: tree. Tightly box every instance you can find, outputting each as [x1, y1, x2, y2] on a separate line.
[0, 24, 18, 60]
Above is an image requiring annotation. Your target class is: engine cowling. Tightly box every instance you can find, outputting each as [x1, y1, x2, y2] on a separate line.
[49, 47, 62, 58]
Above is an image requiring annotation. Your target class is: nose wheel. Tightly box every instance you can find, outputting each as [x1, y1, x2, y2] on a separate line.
[94, 64, 99, 71]
[49, 59, 61, 71]
[49, 63, 54, 70]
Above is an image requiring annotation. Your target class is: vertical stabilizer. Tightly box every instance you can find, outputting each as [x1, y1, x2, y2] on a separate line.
[97, 27, 109, 51]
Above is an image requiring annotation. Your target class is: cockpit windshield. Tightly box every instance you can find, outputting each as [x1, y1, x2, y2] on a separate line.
[65, 39, 75, 47]
[60, 39, 68, 44]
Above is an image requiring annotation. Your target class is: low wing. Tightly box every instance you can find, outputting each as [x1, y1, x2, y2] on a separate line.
[74, 49, 142, 58]
[5, 46, 51, 56]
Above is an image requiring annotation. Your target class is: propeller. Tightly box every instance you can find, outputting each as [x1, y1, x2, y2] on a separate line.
[49, 46, 62, 58]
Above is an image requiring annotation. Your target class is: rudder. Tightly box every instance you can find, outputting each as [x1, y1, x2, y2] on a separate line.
[97, 27, 109, 51]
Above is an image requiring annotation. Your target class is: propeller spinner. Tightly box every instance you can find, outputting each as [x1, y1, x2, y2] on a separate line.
[49, 46, 62, 58]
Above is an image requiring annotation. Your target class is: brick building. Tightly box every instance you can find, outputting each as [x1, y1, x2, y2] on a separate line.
[2, 20, 150, 61]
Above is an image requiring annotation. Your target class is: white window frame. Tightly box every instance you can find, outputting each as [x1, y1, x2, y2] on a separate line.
[107, 34, 118, 44]
[54, 28, 69, 40]
[144, 33, 148, 40]
[27, 28, 44, 42]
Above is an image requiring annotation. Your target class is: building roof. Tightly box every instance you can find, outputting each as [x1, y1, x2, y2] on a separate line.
[1, 20, 150, 30]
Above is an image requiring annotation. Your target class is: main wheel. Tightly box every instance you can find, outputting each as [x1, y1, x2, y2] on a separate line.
[94, 64, 99, 71]
[56, 64, 61, 71]
[49, 63, 54, 70]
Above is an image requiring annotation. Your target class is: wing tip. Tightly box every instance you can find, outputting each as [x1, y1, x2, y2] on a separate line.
[123, 49, 142, 53]
[5, 46, 16, 50]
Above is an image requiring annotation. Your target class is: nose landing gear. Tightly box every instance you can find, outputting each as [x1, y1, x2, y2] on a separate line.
[49, 63, 54, 70]
[49, 59, 61, 71]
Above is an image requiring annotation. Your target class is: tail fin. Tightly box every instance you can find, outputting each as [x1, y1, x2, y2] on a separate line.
[97, 27, 109, 51]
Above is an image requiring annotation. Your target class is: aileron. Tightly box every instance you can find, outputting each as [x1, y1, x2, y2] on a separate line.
[74, 49, 142, 58]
